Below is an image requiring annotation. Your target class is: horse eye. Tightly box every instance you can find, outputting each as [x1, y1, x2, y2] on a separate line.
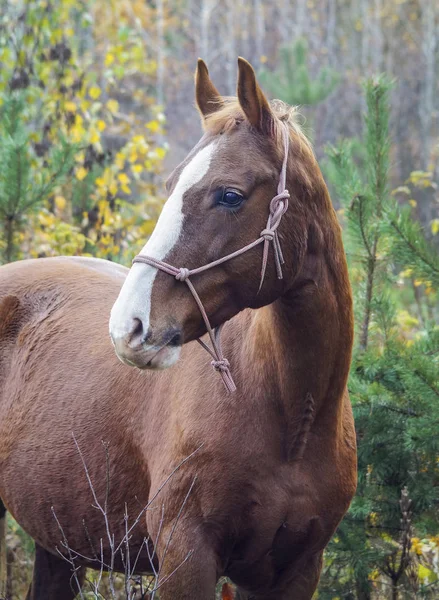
[217, 189, 244, 208]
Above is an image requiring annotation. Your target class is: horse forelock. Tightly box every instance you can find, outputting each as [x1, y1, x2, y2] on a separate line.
[204, 97, 314, 157]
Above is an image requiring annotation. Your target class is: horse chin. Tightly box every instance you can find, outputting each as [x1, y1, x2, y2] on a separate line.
[114, 342, 181, 371]
[146, 344, 181, 369]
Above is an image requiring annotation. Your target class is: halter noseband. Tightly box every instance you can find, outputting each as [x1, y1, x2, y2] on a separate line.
[133, 125, 290, 393]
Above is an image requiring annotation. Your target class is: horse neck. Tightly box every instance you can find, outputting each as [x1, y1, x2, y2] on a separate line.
[236, 188, 353, 442]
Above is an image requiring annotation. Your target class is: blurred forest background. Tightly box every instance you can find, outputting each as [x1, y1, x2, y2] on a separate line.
[0, 0, 438, 599]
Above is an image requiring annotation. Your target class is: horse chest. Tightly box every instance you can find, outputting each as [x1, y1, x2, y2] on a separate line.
[222, 482, 324, 591]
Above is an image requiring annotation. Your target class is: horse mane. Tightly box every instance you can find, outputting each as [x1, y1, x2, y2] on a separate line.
[204, 97, 314, 158]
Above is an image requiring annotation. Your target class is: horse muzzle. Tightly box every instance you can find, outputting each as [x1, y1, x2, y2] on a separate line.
[110, 321, 182, 370]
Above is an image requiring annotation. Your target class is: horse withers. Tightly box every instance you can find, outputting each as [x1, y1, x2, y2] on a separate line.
[0, 58, 356, 599]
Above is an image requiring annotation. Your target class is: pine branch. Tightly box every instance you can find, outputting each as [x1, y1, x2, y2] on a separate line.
[387, 207, 439, 288]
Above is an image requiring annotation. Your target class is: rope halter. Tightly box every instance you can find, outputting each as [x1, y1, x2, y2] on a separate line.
[133, 124, 290, 393]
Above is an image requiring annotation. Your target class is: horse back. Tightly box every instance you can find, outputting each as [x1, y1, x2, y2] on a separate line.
[0, 257, 127, 396]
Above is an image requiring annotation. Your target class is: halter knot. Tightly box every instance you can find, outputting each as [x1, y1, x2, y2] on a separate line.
[260, 228, 275, 241]
[175, 267, 190, 282]
[211, 358, 230, 373]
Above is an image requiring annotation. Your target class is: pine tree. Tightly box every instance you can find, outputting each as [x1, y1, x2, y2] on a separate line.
[318, 77, 439, 599]
[0, 92, 77, 263]
[258, 39, 339, 107]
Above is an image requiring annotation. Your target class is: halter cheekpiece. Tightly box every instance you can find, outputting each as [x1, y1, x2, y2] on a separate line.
[133, 125, 290, 393]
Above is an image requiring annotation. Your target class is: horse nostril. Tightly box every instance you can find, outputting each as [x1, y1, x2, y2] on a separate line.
[127, 317, 146, 346]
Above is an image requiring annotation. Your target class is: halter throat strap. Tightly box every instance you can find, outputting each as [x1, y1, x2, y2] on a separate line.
[133, 124, 290, 393]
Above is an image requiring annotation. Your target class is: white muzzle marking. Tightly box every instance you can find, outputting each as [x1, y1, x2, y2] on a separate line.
[109, 141, 217, 344]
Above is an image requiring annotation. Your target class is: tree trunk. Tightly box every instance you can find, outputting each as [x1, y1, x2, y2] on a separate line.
[156, 0, 165, 107]
[355, 579, 372, 600]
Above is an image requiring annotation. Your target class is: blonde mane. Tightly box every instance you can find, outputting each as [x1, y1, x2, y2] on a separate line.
[204, 97, 313, 156]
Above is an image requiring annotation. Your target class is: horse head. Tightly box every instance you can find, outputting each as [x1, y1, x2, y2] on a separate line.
[109, 58, 320, 371]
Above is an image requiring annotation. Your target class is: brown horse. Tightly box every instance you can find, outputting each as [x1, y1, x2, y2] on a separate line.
[0, 59, 356, 599]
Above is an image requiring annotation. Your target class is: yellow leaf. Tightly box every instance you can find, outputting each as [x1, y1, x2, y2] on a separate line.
[76, 167, 88, 181]
[132, 164, 143, 174]
[90, 130, 100, 144]
[89, 86, 101, 100]
[396, 309, 419, 329]
[107, 99, 119, 114]
[115, 152, 125, 169]
[391, 185, 410, 195]
[413, 279, 423, 287]
[121, 184, 131, 194]
[64, 101, 77, 113]
[95, 177, 105, 188]
[431, 219, 439, 235]
[55, 195, 66, 210]
[128, 149, 138, 163]
[105, 53, 115, 67]
[400, 268, 413, 278]
[146, 120, 160, 133]
[411, 537, 423, 555]
[97, 120, 106, 132]
[38, 211, 55, 227]
[418, 564, 433, 581]
[109, 182, 118, 196]
[409, 199, 417, 207]
[118, 173, 130, 185]
[80, 99, 91, 112]
[155, 147, 166, 159]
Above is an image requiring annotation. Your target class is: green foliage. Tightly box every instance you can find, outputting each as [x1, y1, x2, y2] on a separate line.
[259, 39, 339, 106]
[0, 93, 79, 262]
[320, 77, 439, 599]
[385, 206, 439, 290]
[0, 0, 166, 266]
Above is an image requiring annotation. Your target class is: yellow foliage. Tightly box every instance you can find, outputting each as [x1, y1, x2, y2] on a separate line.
[118, 173, 130, 185]
[55, 196, 67, 211]
[411, 537, 423, 555]
[2, 0, 167, 268]
[64, 100, 77, 113]
[89, 85, 101, 100]
[407, 170, 435, 189]
[396, 309, 419, 331]
[400, 268, 413, 278]
[76, 167, 88, 181]
[89, 129, 100, 144]
[104, 52, 115, 67]
[391, 185, 411, 195]
[106, 99, 119, 114]
[146, 119, 160, 133]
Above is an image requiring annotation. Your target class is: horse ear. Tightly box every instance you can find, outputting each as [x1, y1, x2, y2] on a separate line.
[237, 57, 274, 134]
[195, 58, 224, 119]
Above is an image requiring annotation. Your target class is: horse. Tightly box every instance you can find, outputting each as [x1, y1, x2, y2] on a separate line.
[0, 58, 357, 600]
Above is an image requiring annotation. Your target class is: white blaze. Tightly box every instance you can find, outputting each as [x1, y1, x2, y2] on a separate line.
[109, 141, 217, 341]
